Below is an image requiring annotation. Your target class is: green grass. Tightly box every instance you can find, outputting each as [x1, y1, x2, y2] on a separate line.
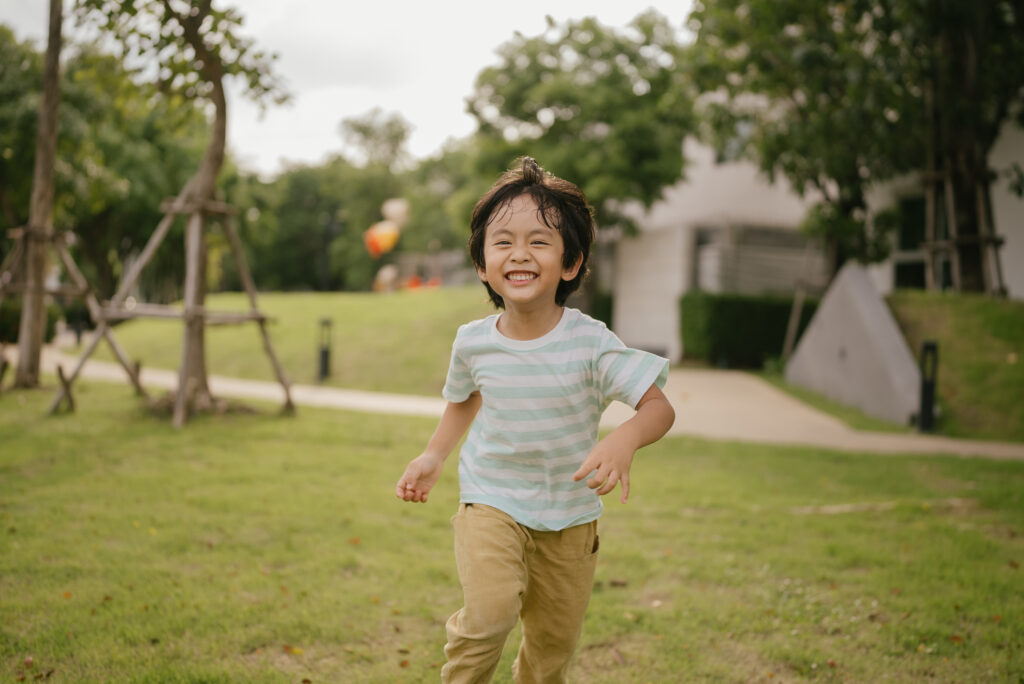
[888, 290, 1024, 443]
[83, 287, 494, 396]
[2, 382, 1022, 682]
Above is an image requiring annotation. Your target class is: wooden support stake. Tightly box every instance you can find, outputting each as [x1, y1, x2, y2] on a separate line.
[223, 216, 294, 413]
[48, 321, 106, 414]
[55, 364, 75, 412]
[942, 159, 963, 291]
[174, 211, 203, 428]
[0, 356, 8, 391]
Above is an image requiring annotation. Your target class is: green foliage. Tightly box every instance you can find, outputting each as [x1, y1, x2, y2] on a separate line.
[681, 291, 818, 368]
[888, 290, 1024, 442]
[73, 0, 287, 108]
[688, 0, 922, 273]
[0, 26, 40, 247]
[2, 384, 1022, 682]
[0, 301, 59, 344]
[467, 11, 695, 229]
[340, 107, 412, 170]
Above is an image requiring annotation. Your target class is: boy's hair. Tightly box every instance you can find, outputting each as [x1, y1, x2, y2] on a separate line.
[469, 156, 596, 309]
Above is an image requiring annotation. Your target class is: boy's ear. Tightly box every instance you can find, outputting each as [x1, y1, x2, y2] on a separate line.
[562, 254, 584, 282]
[476, 264, 488, 282]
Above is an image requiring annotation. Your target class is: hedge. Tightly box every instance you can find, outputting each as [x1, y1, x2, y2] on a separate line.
[680, 291, 818, 368]
[0, 302, 60, 344]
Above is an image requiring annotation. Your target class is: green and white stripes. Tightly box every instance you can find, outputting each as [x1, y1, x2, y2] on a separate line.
[443, 308, 668, 531]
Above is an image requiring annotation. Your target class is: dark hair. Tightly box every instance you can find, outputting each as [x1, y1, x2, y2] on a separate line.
[469, 156, 595, 309]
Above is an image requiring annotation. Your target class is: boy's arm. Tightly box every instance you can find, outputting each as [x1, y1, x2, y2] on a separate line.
[396, 392, 481, 503]
[572, 383, 675, 504]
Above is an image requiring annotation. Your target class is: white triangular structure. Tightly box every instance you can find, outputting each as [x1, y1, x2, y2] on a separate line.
[785, 262, 920, 425]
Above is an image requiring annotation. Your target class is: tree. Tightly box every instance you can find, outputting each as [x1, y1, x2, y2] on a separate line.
[15, 0, 62, 388]
[75, 0, 287, 411]
[340, 107, 412, 171]
[688, 0, 918, 276]
[467, 12, 695, 244]
[687, 0, 1024, 287]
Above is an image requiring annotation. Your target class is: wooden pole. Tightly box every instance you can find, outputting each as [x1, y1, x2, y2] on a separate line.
[223, 216, 294, 412]
[47, 321, 106, 414]
[15, 0, 62, 388]
[174, 211, 204, 427]
[942, 158, 963, 291]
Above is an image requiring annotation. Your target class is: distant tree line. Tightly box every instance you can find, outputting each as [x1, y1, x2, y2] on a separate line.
[2, 1, 1021, 303]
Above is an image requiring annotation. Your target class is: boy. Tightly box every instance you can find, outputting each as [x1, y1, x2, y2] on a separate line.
[395, 157, 675, 683]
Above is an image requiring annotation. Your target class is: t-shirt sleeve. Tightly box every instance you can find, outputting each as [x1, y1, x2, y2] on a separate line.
[595, 329, 669, 409]
[441, 327, 476, 402]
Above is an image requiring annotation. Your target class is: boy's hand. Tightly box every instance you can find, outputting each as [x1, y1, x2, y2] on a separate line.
[572, 431, 635, 504]
[396, 453, 445, 503]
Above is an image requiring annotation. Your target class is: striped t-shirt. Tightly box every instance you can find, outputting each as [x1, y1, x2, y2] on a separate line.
[442, 307, 669, 531]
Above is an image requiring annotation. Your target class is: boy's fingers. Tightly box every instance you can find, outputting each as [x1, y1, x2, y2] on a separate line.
[620, 473, 630, 503]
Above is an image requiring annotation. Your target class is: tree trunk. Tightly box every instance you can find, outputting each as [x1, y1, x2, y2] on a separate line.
[14, 0, 61, 388]
[176, 2, 228, 409]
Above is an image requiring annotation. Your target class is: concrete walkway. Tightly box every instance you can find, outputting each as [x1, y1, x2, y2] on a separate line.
[9, 345, 1024, 460]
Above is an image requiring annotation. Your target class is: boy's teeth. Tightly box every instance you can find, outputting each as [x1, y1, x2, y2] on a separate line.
[508, 273, 535, 281]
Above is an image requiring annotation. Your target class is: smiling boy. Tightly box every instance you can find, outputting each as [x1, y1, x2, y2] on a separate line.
[396, 157, 675, 683]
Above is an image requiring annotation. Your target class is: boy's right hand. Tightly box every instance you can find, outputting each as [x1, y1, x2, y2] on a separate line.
[395, 453, 445, 503]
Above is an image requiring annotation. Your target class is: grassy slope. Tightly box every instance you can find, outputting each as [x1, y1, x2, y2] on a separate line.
[887, 290, 1024, 443]
[85, 287, 495, 396]
[2, 383, 1022, 682]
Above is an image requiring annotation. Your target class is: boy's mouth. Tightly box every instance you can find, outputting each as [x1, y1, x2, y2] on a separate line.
[505, 271, 537, 282]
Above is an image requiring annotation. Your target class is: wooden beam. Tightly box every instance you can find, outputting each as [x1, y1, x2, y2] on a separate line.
[100, 303, 269, 324]
[159, 198, 237, 216]
[174, 211, 204, 428]
[48, 321, 107, 414]
[223, 216, 294, 413]
[55, 364, 75, 412]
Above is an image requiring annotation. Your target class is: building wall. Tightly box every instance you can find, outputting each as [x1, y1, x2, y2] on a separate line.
[612, 225, 686, 360]
[613, 139, 818, 361]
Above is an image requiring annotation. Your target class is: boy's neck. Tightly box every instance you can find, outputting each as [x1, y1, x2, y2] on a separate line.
[497, 304, 565, 341]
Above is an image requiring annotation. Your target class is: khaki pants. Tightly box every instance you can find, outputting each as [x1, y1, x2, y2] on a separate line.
[442, 503, 599, 684]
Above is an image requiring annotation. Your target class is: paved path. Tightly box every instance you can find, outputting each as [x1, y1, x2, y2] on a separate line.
[9, 345, 1024, 460]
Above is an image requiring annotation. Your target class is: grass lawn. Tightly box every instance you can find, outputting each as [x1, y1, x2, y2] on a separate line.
[888, 290, 1024, 443]
[82, 287, 495, 396]
[2, 382, 1022, 682]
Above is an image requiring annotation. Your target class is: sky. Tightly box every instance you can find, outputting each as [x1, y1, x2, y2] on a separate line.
[1, 1, 694, 178]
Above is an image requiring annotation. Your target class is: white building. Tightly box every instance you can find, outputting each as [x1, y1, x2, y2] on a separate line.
[609, 124, 1024, 363]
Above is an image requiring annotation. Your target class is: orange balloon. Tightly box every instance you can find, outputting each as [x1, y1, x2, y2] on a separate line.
[363, 220, 400, 258]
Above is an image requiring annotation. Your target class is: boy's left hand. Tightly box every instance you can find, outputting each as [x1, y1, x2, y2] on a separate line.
[573, 431, 635, 503]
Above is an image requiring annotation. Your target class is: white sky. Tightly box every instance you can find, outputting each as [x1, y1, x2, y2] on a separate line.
[2, 1, 693, 178]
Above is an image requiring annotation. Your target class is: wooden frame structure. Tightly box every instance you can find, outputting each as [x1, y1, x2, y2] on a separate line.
[1, 186, 293, 426]
[0, 225, 146, 404]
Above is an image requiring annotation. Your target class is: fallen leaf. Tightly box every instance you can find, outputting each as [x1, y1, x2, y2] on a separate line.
[949, 635, 964, 644]
[302, 679, 312, 684]
[399, 660, 410, 668]
[610, 579, 628, 587]
[62, 592, 71, 600]
[993, 615, 1002, 622]
[828, 660, 837, 668]
[23, 656, 34, 668]
[891, 588, 901, 595]
[371, 596, 380, 604]
[349, 537, 361, 546]
[280, 586, 288, 594]
[398, 648, 410, 654]
[1010, 560, 1019, 570]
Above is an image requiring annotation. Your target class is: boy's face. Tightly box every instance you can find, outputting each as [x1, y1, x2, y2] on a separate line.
[477, 195, 582, 311]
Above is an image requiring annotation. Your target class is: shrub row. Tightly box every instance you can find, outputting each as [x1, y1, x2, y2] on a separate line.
[680, 291, 818, 368]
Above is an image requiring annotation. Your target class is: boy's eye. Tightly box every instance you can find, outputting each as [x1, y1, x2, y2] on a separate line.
[531, 240, 549, 246]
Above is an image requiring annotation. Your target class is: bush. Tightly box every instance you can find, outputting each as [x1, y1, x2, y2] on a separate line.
[0, 301, 60, 344]
[680, 291, 818, 368]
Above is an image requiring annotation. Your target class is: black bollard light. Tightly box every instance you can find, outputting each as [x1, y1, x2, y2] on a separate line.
[918, 340, 938, 432]
[318, 318, 332, 382]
